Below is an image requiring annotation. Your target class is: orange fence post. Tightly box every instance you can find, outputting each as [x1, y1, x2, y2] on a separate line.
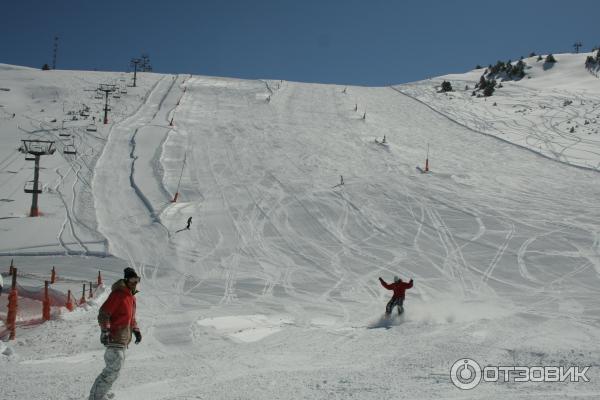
[9, 258, 14, 275]
[89, 281, 93, 299]
[6, 268, 18, 340]
[50, 266, 56, 284]
[79, 283, 86, 305]
[42, 280, 50, 321]
[97, 271, 103, 286]
[66, 289, 74, 311]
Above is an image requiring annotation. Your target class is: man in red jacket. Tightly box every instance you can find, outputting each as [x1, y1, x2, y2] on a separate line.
[379, 275, 413, 316]
[89, 267, 142, 400]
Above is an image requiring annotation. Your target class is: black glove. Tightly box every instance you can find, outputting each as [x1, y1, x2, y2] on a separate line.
[100, 329, 110, 345]
[133, 329, 142, 344]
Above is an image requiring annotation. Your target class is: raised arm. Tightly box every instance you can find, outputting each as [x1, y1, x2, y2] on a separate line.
[379, 277, 392, 290]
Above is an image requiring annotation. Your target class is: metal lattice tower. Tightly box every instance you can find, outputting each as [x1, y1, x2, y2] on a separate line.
[19, 140, 55, 217]
[130, 58, 141, 87]
[140, 53, 152, 72]
[98, 84, 116, 124]
[574, 41, 582, 53]
[52, 36, 59, 70]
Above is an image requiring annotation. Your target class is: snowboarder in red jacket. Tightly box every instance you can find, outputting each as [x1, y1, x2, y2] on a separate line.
[379, 275, 413, 316]
[89, 267, 141, 400]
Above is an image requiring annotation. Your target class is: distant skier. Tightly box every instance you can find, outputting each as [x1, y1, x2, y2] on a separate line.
[186, 216, 192, 230]
[89, 267, 142, 400]
[340, 175, 344, 186]
[382, 135, 386, 144]
[379, 275, 413, 316]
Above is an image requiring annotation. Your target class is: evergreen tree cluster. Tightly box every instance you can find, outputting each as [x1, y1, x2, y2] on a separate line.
[585, 49, 600, 68]
[471, 57, 529, 97]
[440, 81, 453, 92]
[474, 75, 496, 97]
[486, 59, 527, 80]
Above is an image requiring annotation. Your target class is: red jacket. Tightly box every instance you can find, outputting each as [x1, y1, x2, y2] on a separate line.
[379, 277, 413, 299]
[98, 280, 138, 347]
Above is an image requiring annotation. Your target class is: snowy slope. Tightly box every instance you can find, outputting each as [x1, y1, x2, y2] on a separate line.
[0, 65, 162, 255]
[398, 52, 600, 170]
[1, 60, 600, 400]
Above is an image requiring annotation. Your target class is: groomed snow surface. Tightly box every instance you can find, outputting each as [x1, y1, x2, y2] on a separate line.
[1, 55, 600, 399]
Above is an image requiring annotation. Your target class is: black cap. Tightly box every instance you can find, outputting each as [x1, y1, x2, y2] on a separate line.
[124, 267, 139, 280]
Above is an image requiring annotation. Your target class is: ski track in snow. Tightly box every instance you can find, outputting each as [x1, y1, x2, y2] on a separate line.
[2, 58, 600, 398]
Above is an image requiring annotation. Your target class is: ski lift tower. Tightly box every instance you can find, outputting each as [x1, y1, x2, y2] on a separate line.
[19, 140, 55, 217]
[98, 83, 116, 124]
[130, 58, 141, 87]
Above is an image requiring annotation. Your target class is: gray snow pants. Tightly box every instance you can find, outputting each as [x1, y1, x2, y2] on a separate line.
[386, 297, 404, 315]
[89, 346, 126, 400]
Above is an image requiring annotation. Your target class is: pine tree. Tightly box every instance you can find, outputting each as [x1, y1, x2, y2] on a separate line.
[477, 75, 486, 89]
[586, 56, 595, 66]
[441, 81, 453, 92]
[483, 80, 496, 97]
[41, 64, 50, 71]
[514, 60, 526, 78]
[545, 54, 557, 63]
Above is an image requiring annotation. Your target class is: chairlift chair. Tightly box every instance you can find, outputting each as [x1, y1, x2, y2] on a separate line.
[29, 143, 43, 153]
[64, 144, 77, 155]
[24, 180, 42, 194]
[86, 124, 97, 132]
[25, 154, 36, 161]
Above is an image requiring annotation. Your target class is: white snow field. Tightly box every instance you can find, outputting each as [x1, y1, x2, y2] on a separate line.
[1, 54, 600, 399]
[399, 52, 600, 171]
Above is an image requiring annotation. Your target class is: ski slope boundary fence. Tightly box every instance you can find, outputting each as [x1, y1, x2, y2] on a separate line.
[0, 259, 103, 340]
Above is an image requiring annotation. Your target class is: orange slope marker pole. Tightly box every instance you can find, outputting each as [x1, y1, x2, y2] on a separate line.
[171, 152, 187, 203]
[42, 281, 50, 321]
[6, 268, 18, 339]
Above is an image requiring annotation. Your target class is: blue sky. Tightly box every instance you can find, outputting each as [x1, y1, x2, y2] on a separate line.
[1, 0, 599, 86]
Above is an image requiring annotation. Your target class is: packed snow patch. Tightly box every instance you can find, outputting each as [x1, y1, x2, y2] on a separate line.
[196, 314, 293, 343]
